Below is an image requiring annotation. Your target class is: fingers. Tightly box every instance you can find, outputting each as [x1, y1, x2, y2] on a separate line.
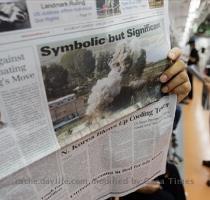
[137, 182, 161, 194]
[170, 82, 191, 103]
[161, 68, 191, 103]
[161, 71, 188, 93]
[168, 47, 182, 61]
[161, 47, 191, 103]
[161, 71, 191, 103]
[160, 60, 186, 83]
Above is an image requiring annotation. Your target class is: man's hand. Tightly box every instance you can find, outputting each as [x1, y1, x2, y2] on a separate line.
[136, 181, 161, 194]
[160, 47, 191, 103]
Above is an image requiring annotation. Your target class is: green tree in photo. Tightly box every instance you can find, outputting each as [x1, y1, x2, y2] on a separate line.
[42, 63, 71, 100]
[61, 49, 96, 84]
[95, 51, 112, 78]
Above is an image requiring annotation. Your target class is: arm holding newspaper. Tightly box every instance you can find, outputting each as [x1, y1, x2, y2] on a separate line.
[117, 48, 191, 198]
[160, 47, 191, 103]
[135, 48, 191, 194]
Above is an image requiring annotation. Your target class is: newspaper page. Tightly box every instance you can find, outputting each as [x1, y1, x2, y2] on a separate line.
[0, 95, 177, 200]
[0, 0, 177, 200]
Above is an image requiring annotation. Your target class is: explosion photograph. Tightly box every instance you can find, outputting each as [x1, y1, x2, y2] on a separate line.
[39, 24, 169, 145]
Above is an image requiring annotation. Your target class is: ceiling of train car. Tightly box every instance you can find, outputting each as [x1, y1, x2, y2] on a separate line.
[169, 0, 210, 46]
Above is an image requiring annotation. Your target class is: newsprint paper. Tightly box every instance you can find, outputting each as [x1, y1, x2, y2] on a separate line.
[0, 0, 177, 200]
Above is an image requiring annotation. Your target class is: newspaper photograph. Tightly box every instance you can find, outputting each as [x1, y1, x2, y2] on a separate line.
[38, 19, 170, 145]
[148, 0, 164, 9]
[96, 0, 121, 18]
[0, 0, 31, 33]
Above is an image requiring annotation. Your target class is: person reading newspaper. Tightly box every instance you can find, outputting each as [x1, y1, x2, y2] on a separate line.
[0, 1, 193, 199]
[202, 61, 210, 187]
[120, 47, 191, 200]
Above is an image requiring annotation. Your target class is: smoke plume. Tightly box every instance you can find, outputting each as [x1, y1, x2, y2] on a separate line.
[86, 43, 146, 118]
[86, 43, 133, 118]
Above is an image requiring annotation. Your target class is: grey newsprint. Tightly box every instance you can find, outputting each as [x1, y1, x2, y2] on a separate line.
[0, 1, 176, 200]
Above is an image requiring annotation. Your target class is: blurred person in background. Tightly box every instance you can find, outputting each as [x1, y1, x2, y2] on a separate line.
[202, 58, 210, 187]
[187, 39, 200, 100]
[199, 47, 208, 74]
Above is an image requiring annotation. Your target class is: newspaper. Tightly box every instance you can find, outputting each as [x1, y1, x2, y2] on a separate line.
[0, 0, 177, 200]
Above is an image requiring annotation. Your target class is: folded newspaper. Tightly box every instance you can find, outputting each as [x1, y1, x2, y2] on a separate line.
[0, 0, 177, 200]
